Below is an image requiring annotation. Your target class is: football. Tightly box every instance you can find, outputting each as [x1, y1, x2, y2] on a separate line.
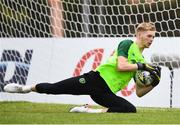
[135, 70, 153, 87]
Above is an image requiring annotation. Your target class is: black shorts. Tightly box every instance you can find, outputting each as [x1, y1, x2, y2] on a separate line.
[36, 71, 136, 113]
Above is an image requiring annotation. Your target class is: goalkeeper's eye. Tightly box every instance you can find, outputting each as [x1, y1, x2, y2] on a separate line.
[147, 34, 154, 39]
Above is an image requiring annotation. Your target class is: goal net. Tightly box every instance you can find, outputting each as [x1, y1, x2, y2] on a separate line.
[0, 0, 179, 37]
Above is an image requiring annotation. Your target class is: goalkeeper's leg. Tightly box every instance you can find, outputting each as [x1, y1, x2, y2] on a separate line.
[4, 71, 99, 95]
[69, 87, 136, 113]
[4, 76, 92, 94]
[90, 94, 136, 113]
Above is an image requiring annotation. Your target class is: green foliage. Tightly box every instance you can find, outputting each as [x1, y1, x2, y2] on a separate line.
[0, 101, 180, 124]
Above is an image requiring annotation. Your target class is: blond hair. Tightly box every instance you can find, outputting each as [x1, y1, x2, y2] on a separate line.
[136, 22, 156, 34]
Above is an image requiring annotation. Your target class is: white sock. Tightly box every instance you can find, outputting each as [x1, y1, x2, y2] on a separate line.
[22, 85, 33, 93]
[86, 108, 103, 113]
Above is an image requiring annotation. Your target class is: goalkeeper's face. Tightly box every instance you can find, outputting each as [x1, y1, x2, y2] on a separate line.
[139, 31, 156, 48]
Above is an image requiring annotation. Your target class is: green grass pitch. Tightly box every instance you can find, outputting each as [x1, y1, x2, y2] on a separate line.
[0, 101, 180, 124]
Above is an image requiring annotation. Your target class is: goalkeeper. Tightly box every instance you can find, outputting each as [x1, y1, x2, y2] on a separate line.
[4, 22, 161, 113]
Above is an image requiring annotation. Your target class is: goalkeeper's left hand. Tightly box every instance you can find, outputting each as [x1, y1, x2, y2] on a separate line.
[150, 66, 161, 87]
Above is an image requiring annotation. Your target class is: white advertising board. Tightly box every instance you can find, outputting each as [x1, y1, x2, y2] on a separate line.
[0, 38, 180, 108]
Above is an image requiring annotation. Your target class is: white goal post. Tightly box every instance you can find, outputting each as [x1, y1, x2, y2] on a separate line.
[0, 0, 179, 37]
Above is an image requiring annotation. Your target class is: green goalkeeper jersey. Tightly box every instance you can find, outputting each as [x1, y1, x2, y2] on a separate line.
[95, 39, 146, 94]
